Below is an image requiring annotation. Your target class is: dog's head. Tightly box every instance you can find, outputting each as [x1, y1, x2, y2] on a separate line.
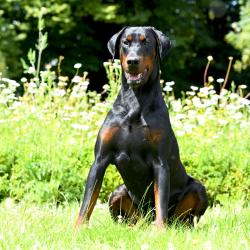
[107, 26, 171, 88]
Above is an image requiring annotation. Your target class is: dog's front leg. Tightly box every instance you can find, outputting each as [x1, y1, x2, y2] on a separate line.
[75, 156, 109, 227]
[153, 159, 170, 228]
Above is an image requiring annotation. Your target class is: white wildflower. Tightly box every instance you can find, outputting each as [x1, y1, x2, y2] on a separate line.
[62, 117, 71, 121]
[210, 94, 220, 104]
[175, 113, 186, 120]
[216, 78, 224, 83]
[168, 242, 175, 250]
[197, 115, 206, 126]
[225, 104, 236, 112]
[176, 130, 185, 136]
[229, 93, 239, 100]
[240, 121, 250, 129]
[209, 90, 216, 95]
[88, 132, 93, 138]
[45, 64, 51, 70]
[113, 63, 121, 69]
[239, 98, 250, 105]
[58, 81, 68, 88]
[50, 58, 58, 66]
[199, 87, 209, 95]
[27, 87, 37, 94]
[103, 61, 112, 67]
[232, 112, 243, 120]
[113, 59, 120, 64]
[6, 93, 16, 101]
[12, 101, 22, 108]
[238, 85, 247, 89]
[21, 77, 27, 83]
[28, 67, 36, 74]
[190, 85, 198, 91]
[1, 88, 13, 95]
[192, 97, 204, 108]
[218, 119, 228, 126]
[4, 198, 14, 209]
[2, 78, 20, 87]
[186, 91, 195, 96]
[163, 85, 173, 92]
[29, 82, 37, 88]
[74, 63, 82, 69]
[71, 124, 89, 131]
[59, 76, 69, 82]
[207, 55, 213, 61]
[53, 89, 66, 97]
[204, 99, 214, 107]
[220, 89, 228, 96]
[64, 106, 74, 111]
[165, 81, 175, 86]
[72, 75, 81, 83]
[231, 22, 239, 31]
[208, 76, 214, 83]
[204, 240, 212, 250]
[185, 99, 192, 106]
[183, 123, 195, 133]
[79, 80, 89, 88]
[188, 110, 197, 118]
[171, 120, 182, 128]
[171, 100, 182, 112]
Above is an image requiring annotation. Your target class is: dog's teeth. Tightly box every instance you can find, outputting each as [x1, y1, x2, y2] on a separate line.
[125, 71, 146, 82]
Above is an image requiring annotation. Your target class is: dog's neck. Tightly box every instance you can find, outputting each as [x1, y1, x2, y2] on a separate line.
[114, 65, 166, 122]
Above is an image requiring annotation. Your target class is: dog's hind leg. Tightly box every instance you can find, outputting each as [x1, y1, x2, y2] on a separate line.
[172, 179, 208, 226]
[109, 184, 140, 223]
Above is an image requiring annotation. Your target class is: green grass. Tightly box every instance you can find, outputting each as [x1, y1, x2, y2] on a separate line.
[0, 200, 249, 250]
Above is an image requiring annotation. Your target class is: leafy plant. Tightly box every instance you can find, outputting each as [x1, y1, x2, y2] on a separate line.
[226, 1, 250, 72]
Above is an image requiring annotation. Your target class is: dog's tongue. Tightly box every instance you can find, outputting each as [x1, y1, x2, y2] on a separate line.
[128, 73, 142, 81]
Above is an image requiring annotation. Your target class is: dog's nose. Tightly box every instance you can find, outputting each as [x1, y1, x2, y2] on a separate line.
[127, 57, 140, 65]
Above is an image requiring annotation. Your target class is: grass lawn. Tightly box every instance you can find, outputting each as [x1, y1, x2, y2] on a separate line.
[0, 199, 249, 250]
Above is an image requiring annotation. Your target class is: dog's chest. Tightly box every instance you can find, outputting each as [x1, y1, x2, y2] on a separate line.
[114, 127, 150, 170]
[112, 125, 162, 175]
[115, 124, 163, 150]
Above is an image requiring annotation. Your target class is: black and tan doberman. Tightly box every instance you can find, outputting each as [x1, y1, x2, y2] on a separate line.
[76, 26, 208, 228]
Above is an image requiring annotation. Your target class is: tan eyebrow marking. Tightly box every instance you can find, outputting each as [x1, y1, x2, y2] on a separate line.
[127, 35, 133, 42]
[139, 35, 146, 42]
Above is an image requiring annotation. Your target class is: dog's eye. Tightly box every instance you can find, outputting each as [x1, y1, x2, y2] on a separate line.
[123, 40, 129, 46]
[142, 39, 149, 45]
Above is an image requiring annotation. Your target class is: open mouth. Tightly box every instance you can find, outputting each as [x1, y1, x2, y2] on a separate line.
[124, 68, 148, 85]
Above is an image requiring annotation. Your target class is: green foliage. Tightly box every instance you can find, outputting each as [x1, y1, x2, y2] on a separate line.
[0, 0, 115, 77]
[0, 0, 245, 92]
[226, 1, 250, 71]
[0, 8, 22, 76]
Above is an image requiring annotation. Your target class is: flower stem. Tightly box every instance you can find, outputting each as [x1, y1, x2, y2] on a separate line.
[221, 57, 233, 92]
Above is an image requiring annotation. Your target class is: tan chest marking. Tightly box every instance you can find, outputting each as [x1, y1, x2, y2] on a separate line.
[100, 127, 119, 143]
[144, 128, 163, 144]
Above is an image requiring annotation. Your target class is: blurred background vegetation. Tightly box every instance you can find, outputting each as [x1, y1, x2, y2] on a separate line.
[0, 0, 249, 94]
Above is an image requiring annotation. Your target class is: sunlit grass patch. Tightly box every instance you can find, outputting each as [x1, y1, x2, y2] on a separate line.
[0, 200, 249, 249]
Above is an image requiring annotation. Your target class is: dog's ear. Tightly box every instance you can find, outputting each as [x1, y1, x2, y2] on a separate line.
[151, 27, 171, 61]
[107, 27, 127, 62]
